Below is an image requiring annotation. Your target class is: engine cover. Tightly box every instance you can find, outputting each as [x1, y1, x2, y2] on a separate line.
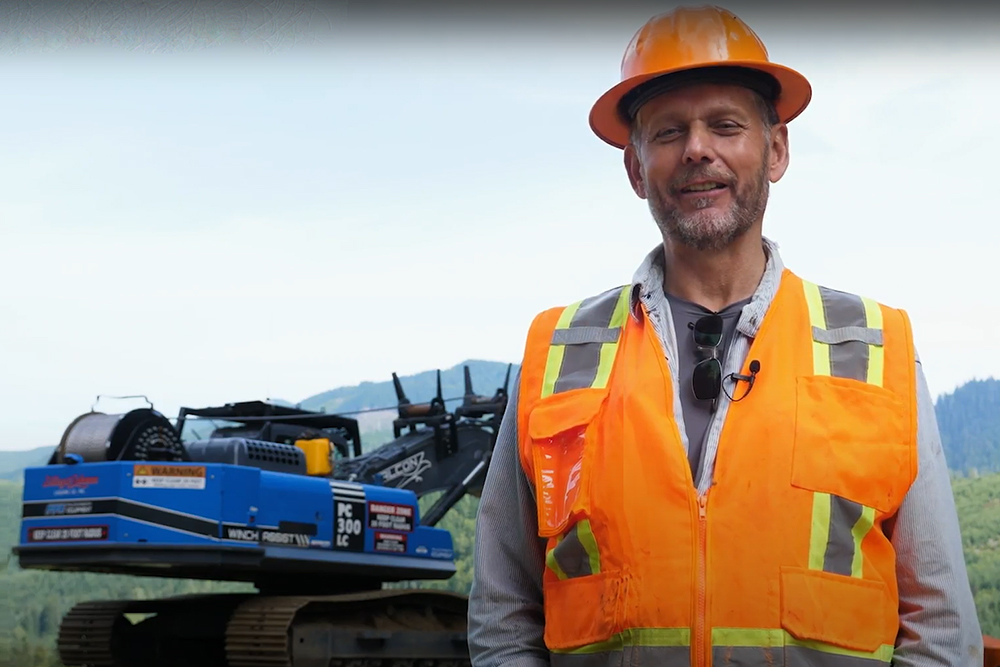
[14, 460, 456, 591]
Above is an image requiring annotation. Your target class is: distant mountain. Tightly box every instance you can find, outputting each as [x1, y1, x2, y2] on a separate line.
[298, 359, 517, 416]
[0, 446, 51, 483]
[937, 377, 1000, 476]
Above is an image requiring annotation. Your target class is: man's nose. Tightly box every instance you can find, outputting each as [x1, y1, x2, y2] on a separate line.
[681, 125, 716, 164]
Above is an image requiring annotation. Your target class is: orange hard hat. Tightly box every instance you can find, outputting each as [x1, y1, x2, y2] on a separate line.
[589, 5, 812, 149]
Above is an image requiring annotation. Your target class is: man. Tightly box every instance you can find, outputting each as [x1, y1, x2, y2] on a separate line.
[468, 5, 983, 666]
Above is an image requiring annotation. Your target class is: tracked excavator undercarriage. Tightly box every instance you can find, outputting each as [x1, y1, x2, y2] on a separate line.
[58, 590, 471, 667]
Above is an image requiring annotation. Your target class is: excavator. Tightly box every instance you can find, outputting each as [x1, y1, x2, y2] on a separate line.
[13, 364, 511, 667]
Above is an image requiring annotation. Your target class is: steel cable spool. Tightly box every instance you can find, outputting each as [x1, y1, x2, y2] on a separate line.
[58, 408, 187, 462]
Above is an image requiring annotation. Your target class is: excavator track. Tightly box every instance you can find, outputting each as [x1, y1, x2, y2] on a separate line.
[225, 590, 471, 667]
[57, 589, 472, 667]
[57, 600, 133, 667]
[226, 596, 306, 667]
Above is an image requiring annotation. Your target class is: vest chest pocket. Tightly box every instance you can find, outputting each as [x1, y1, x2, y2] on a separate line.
[527, 387, 608, 539]
[791, 374, 914, 516]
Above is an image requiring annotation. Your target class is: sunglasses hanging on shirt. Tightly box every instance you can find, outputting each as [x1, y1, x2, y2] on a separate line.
[691, 314, 724, 401]
[690, 314, 760, 409]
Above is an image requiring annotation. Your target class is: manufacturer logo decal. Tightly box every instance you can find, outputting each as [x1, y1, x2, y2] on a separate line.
[44, 501, 94, 516]
[43, 474, 99, 496]
[377, 452, 432, 488]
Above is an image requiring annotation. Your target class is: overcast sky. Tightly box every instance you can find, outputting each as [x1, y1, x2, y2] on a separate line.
[0, 1, 997, 450]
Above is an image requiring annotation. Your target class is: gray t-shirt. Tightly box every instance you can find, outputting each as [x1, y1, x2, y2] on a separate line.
[665, 293, 752, 478]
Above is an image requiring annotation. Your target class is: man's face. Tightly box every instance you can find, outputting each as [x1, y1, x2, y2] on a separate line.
[624, 82, 789, 252]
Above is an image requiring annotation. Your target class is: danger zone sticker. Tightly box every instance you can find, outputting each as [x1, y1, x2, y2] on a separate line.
[28, 525, 108, 542]
[367, 501, 414, 532]
[374, 531, 407, 553]
[132, 464, 206, 490]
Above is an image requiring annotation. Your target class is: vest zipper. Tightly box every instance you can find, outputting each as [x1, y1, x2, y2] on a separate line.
[694, 490, 709, 667]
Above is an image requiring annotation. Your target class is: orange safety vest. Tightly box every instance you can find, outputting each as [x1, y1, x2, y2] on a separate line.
[516, 268, 918, 666]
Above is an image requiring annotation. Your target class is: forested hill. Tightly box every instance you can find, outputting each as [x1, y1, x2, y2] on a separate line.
[938, 378, 1000, 476]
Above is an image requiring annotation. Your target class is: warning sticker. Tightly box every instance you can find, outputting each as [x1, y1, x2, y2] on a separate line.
[374, 531, 407, 554]
[132, 465, 206, 490]
[28, 525, 108, 542]
[367, 501, 414, 532]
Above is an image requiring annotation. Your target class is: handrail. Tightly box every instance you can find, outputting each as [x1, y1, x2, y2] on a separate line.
[985, 635, 1000, 666]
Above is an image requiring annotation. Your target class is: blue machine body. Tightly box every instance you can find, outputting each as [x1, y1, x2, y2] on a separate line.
[17, 460, 456, 583]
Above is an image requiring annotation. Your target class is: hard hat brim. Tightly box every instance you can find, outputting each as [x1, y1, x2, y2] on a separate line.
[589, 61, 812, 149]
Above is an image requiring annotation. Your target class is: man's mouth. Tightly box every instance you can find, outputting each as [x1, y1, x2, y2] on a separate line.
[680, 181, 727, 193]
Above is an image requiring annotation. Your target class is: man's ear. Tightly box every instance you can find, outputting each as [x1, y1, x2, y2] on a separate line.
[768, 122, 790, 183]
[624, 143, 647, 199]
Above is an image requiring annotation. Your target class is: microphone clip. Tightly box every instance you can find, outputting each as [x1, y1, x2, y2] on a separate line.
[725, 360, 761, 403]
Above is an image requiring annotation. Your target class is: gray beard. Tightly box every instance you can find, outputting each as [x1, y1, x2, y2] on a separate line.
[649, 159, 770, 252]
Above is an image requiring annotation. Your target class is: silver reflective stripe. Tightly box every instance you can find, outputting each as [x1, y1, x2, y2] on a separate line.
[825, 496, 865, 576]
[627, 646, 691, 666]
[569, 289, 623, 329]
[785, 645, 892, 666]
[549, 524, 591, 578]
[550, 652, 622, 667]
[816, 286, 873, 383]
[811, 325, 883, 346]
[551, 646, 690, 667]
[713, 645, 891, 666]
[548, 286, 627, 396]
[552, 326, 622, 346]
[553, 343, 605, 395]
[713, 645, 780, 665]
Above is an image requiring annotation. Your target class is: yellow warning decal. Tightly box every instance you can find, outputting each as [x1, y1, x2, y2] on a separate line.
[132, 464, 207, 490]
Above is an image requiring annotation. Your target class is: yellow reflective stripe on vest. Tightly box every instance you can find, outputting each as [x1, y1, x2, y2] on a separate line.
[713, 628, 892, 665]
[545, 555, 568, 579]
[862, 296, 885, 387]
[551, 627, 891, 664]
[549, 628, 691, 654]
[546, 519, 601, 580]
[541, 286, 630, 399]
[801, 280, 884, 579]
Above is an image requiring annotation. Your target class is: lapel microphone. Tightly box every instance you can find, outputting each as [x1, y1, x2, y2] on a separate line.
[728, 360, 761, 400]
